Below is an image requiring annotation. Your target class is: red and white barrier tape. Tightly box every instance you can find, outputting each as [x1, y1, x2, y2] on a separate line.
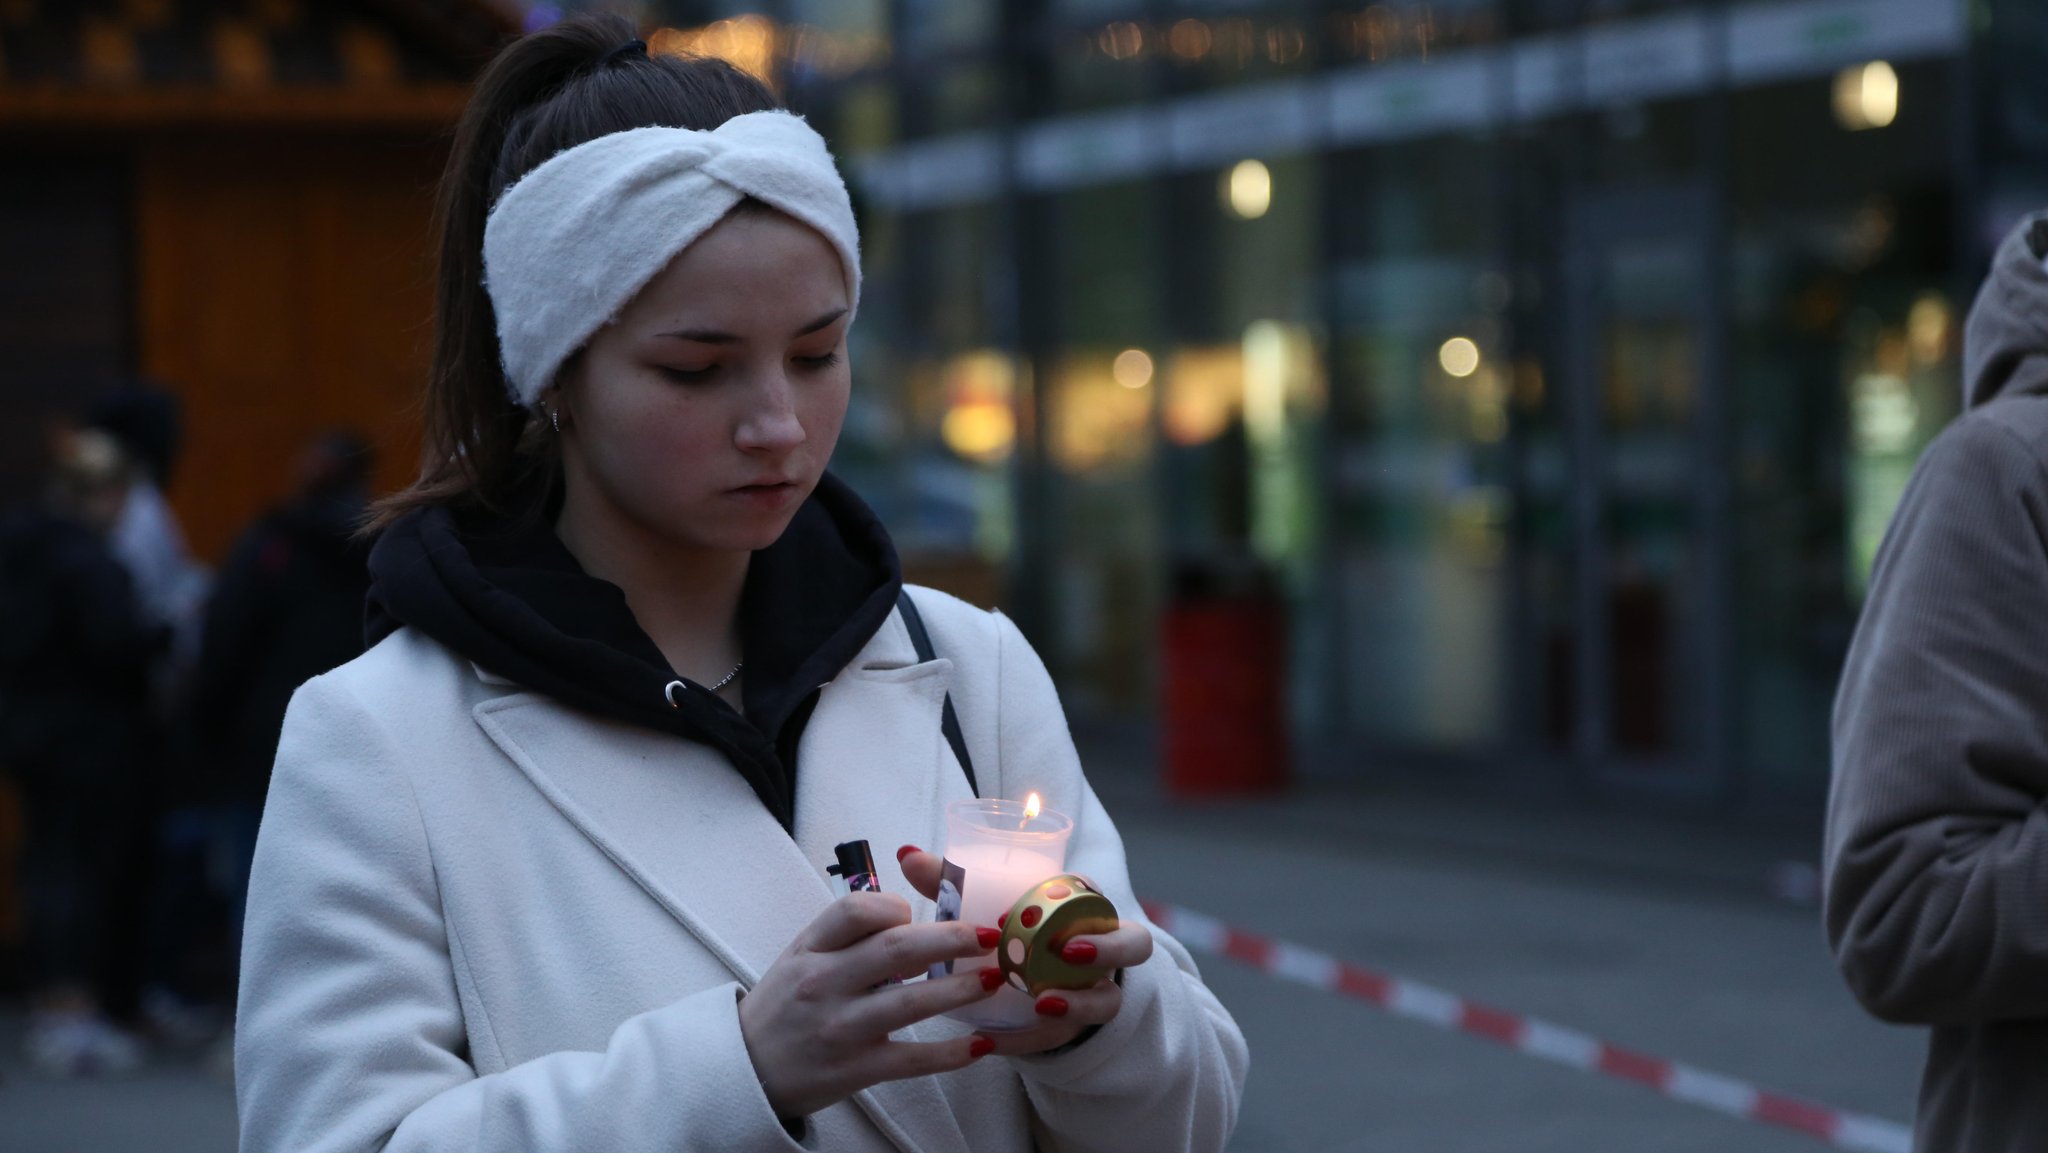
[1140, 900, 1912, 1153]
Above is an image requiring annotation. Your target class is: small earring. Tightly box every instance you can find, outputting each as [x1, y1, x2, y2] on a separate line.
[549, 406, 561, 434]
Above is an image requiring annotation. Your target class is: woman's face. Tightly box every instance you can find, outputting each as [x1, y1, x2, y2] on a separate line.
[556, 207, 852, 555]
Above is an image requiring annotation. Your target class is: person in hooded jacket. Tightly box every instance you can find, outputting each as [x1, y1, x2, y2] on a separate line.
[0, 426, 157, 1075]
[191, 430, 375, 811]
[232, 15, 1247, 1153]
[180, 429, 375, 1027]
[1828, 210, 2048, 1151]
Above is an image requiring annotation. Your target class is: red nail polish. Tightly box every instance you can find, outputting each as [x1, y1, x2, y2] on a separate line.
[997, 911, 1009, 929]
[980, 967, 1004, 992]
[969, 1035, 996, 1058]
[1062, 940, 1098, 965]
[1035, 995, 1069, 1018]
[896, 845, 919, 864]
[976, 926, 1001, 948]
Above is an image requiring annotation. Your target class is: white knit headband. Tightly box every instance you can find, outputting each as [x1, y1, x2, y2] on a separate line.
[482, 110, 863, 409]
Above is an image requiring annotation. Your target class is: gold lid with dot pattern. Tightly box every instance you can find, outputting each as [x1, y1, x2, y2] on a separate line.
[996, 873, 1119, 996]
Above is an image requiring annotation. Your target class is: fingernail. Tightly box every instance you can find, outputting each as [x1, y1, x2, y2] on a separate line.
[1035, 995, 1069, 1018]
[976, 926, 1001, 948]
[980, 967, 1004, 992]
[896, 844, 919, 864]
[1061, 940, 1098, 965]
[969, 1035, 996, 1059]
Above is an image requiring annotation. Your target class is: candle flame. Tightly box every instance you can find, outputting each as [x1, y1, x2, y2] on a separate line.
[1024, 792, 1042, 822]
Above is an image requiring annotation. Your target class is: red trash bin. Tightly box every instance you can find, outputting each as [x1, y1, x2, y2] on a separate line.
[1160, 563, 1289, 797]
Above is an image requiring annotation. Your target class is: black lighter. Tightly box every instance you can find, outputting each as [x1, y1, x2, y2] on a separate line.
[826, 840, 883, 893]
[827, 839, 900, 986]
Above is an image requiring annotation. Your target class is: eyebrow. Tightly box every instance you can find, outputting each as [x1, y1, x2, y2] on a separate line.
[655, 308, 848, 345]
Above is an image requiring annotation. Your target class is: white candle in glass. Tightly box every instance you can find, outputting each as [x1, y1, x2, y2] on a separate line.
[937, 796, 1073, 1031]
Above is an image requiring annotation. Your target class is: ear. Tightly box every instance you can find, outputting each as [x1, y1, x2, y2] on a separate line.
[548, 349, 589, 419]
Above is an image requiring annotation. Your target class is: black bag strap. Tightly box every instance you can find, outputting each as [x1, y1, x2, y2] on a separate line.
[896, 588, 979, 797]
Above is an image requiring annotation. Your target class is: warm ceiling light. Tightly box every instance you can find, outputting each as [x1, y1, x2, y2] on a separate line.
[1100, 21, 1144, 60]
[1113, 348, 1155, 389]
[1834, 61, 1899, 131]
[1440, 337, 1482, 378]
[1169, 19, 1212, 60]
[942, 402, 1015, 464]
[1223, 159, 1272, 220]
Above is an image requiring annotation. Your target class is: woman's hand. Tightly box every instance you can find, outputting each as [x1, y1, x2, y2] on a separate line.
[897, 845, 1155, 1057]
[738, 892, 1004, 1119]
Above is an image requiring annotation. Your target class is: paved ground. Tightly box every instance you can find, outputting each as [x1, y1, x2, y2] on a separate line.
[1090, 757, 1923, 1153]
[0, 1037, 237, 1153]
[0, 753, 1924, 1153]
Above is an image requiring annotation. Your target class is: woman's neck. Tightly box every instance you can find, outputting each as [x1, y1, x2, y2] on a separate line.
[553, 495, 749, 690]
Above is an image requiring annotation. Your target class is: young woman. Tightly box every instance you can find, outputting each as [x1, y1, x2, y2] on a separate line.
[233, 14, 1246, 1153]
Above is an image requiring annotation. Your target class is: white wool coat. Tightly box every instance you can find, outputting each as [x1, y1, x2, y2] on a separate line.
[236, 586, 1248, 1153]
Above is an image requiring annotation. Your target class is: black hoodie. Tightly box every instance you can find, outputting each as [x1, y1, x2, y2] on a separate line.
[364, 472, 902, 832]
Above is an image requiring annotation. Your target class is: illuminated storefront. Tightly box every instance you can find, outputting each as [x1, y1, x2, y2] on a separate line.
[664, 0, 2045, 807]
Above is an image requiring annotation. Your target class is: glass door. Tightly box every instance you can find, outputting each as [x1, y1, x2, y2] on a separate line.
[1563, 186, 1730, 795]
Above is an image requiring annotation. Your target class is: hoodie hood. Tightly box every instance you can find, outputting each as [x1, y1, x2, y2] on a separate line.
[364, 472, 903, 830]
[1965, 211, 2048, 410]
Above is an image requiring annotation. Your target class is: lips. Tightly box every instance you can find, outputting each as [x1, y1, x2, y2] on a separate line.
[726, 479, 803, 507]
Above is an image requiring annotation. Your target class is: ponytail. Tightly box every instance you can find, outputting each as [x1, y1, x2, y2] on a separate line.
[367, 12, 780, 532]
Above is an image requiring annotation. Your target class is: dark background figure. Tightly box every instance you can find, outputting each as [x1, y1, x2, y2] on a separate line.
[0, 425, 158, 1076]
[87, 385, 207, 669]
[82, 385, 210, 1043]
[188, 431, 375, 935]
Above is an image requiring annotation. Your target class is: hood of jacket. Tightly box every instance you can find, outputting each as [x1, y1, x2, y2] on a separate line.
[364, 472, 903, 830]
[1965, 210, 2048, 410]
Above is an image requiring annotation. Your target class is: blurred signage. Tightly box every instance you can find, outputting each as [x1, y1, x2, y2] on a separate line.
[849, 0, 1968, 210]
[1581, 10, 1714, 106]
[1329, 53, 1497, 145]
[1729, 0, 1966, 86]
[1510, 35, 1571, 122]
[1017, 107, 1162, 192]
[1166, 79, 1320, 169]
[854, 131, 1002, 210]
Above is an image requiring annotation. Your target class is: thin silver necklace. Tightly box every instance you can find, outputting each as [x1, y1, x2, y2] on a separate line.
[664, 662, 744, 708]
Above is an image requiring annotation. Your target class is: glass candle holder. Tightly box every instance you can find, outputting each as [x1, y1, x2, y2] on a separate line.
[935, 797, 1074, 1030]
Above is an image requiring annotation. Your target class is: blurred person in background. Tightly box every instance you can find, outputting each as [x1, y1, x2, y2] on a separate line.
[86, 385, 212, 1036]
[88, 385, 209, 667]
[137, 431, 377, 1066]
[189, 430, 375, 953]
[1828, 210, 2048, 1152]
[0, 425, 159, 1076]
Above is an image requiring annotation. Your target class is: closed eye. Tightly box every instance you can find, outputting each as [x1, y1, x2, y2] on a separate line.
[655, 352, 838, 383]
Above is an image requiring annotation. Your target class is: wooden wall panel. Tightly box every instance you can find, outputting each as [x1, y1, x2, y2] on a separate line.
[137, 136, 442, 562]
[0, 155, 132, 508]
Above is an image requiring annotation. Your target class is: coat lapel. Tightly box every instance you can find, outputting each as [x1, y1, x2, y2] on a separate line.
[472, 693, 829, 987]
[471, 612, 985, 1153]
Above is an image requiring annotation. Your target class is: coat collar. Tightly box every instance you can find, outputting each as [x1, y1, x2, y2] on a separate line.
[470, 610, 980, 1153]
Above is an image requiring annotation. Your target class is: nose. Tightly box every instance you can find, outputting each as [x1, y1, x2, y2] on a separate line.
[734, 369, 806, 455]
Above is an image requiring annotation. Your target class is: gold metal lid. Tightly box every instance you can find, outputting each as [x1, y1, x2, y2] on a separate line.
[996, 873, 1120, 996]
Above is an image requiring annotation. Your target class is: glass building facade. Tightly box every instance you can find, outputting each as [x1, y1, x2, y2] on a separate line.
[660, 0, 2047, 808]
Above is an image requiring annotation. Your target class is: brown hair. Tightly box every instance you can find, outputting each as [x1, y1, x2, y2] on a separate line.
[368, 13, 781, 531]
